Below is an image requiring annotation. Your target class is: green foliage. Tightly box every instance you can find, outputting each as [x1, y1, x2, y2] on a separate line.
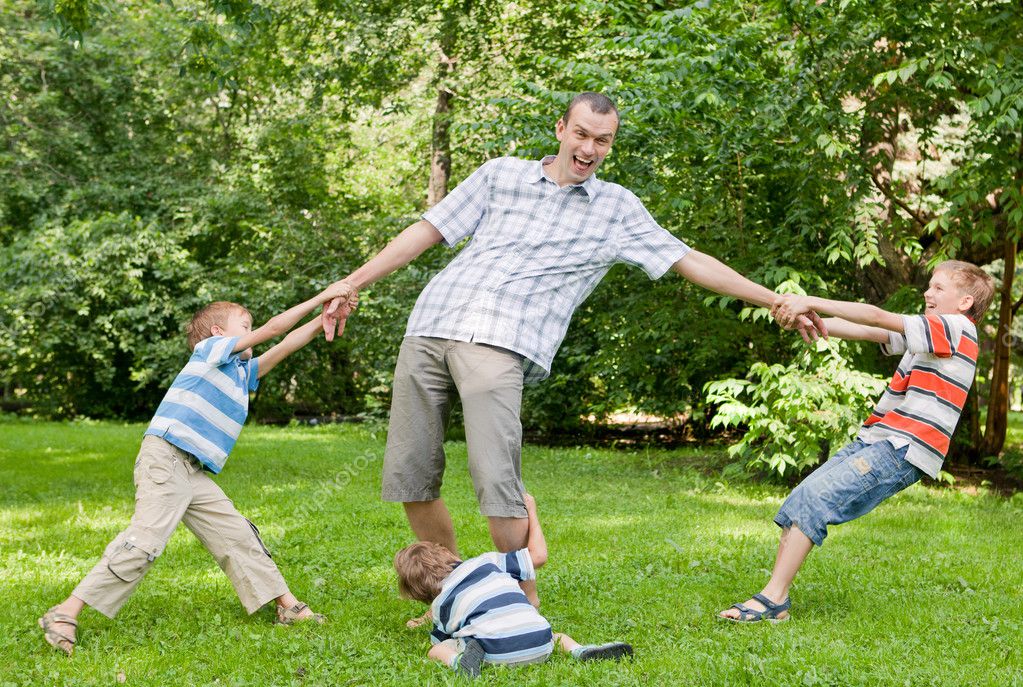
[705, 340, 888, 476]
[0, 213, 201, 417]
[1, 0, 1019, 468]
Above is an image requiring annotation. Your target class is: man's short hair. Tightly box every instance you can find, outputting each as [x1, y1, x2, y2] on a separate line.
[187, 301, 249, 350]
[562, 92, 619, 126]
[934, 260, 996, 321]
[393, 541, 460, 603]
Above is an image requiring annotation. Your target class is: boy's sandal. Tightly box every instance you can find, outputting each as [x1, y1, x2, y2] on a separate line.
[575, 642, 634, 661]
[406, 608, 433, 629]
[455, 638, 486, 678]
[275, 602, 325, 625]
[39, 607, 78, 656]
[723, 593, 791, 623]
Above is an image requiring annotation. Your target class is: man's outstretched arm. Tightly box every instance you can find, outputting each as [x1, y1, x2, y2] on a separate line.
[323, 220, 444, 340]
[672, 250, 827, 341]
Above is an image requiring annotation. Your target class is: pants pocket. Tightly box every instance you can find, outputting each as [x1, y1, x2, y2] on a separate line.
[107, 535, 161, 583]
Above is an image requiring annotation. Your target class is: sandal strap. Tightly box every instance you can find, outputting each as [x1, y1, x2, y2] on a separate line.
[44, 610, 79, 627]
[44, 627, 77, 645]
[730, 602, 763, 620]
[752, 594, 790, 613]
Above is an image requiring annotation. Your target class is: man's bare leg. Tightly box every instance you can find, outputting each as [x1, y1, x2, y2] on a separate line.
[403, 499, 458, 628]
[404, 499, 459, 555]
[719, 525, 814, 619]
[487, 515, 537, 607]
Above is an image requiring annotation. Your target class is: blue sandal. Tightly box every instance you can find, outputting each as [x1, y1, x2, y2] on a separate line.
[723, 593, 791, 623]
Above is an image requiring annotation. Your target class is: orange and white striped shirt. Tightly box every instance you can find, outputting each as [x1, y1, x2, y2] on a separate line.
[857, 314, 978, 478]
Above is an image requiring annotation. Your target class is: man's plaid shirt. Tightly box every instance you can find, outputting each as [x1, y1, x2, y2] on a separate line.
[407, 155, 690, 382]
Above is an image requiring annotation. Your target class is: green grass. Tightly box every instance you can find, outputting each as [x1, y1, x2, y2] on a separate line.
[2, 419, 1021, 686]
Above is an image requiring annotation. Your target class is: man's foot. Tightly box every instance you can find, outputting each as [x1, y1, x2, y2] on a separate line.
[571, 642, 634, 661]
[454, 639, 486, 678]
[719, 593, 790, 623]
[406, 608, 433, 629]
[39, 606, 78, 656]
[275, 602, 325, 625]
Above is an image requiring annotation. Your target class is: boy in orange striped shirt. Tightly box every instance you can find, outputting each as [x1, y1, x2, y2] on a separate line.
[719, 260, 995, 623]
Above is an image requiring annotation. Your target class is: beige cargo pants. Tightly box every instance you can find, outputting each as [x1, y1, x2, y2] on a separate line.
[73, 435, 289, 617]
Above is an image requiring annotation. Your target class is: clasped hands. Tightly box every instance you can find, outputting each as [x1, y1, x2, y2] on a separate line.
[322, 280, 359, 341]
[773, 294, 828, 342]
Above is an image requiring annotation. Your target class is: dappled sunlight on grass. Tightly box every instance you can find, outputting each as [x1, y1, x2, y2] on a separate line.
[2, 421, 1021, 686]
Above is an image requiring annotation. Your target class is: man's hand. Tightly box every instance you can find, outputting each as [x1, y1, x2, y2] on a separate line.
[772, 295, 829, 343]
[323, 280, 357, 315]
[322, 292, 359, 342]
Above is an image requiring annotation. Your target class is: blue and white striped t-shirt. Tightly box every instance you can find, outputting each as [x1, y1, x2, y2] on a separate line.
[144, 336, 258, 474]
[430, 549, 553, 665]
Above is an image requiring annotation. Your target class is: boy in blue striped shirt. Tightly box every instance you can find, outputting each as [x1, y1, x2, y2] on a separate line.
[39, 282, 356, 656]
[394, 494, 632, 677]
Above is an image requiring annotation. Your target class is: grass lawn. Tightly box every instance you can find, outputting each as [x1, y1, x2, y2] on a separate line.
[2, 419, 1021, 686]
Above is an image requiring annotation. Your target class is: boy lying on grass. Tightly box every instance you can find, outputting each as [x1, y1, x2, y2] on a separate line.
[394, 493, 633, 677]
[39, 281, 358, 655]
[720, 260, 995, 623]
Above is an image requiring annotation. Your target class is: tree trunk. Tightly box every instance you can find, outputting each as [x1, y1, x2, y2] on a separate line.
[428, 85, 452, 207]
[978, 237, 1017, 457]
[427, 3, 463, 208]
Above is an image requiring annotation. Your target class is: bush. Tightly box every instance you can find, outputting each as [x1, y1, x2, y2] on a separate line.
[704, 339, 888, 476]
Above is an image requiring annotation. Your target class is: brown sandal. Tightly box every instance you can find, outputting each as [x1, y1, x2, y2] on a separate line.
[275, 602, 325, 625]
[39, 607, 78, 656]
[406, 608, 433, 629]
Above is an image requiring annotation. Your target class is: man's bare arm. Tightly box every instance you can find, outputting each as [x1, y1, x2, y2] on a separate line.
[672, 250, 827, 341]
[323, 220, 444, 340]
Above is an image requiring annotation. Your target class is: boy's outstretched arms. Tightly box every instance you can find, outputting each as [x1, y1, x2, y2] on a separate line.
[773, 294, 903, 335]
[523, 493, 548, 570]
[231, 280, 354, 354]
[817, 318, 891, 343]
[257, 302, 356, 379]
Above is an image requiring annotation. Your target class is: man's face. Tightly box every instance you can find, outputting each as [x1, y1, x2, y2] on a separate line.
[924, 270, 973, 316]
[553, 104, 618, 185]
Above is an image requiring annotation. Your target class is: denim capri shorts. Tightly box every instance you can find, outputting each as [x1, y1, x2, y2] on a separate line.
[775, 439, 923, 546]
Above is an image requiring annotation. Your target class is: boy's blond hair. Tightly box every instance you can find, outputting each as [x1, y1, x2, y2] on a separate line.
[934, 260, 996, 321]
[393, 541, 460, 603]
[187, 301, 250, 350]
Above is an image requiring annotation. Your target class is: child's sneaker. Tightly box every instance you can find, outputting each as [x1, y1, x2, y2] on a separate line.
[571, 642, 633, 661]
[454, 639, 486, 678]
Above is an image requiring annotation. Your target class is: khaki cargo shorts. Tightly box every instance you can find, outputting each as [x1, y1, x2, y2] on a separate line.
[381, 337, 527, 518]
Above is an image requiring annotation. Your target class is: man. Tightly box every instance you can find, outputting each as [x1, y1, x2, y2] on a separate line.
[324, 92, 819, 608]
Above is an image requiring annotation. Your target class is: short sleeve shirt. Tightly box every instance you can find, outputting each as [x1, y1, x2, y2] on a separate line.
[430, 549, 553, 665]
[857, 314, 978, 477]
[144, 336, 259, 473]
[408, 156, 691, 382]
